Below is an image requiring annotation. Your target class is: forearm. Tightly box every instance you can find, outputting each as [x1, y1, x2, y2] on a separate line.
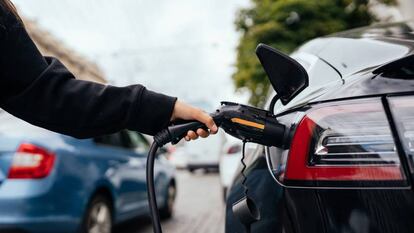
[1, 57, 177, 138]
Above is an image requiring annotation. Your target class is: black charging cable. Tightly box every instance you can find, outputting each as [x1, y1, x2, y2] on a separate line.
[231, 141, 261, 233]
[240, 141, 251, 233]
[146, 121, 209, 233]
[146, 141, 163, 233]
[240, 141, 249, 197]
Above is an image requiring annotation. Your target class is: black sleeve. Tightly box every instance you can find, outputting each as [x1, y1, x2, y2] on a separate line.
[0, 5, 177, 138]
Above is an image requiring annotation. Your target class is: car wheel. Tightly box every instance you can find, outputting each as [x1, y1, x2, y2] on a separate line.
[160, 183, 176, 219]
[80, 195, 112, 233]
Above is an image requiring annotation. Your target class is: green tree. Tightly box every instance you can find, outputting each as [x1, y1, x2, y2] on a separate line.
[233, 0, 392, 107]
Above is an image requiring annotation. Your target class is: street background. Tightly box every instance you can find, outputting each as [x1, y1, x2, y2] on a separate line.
[13, 0, 251, 107]
[114, 171, 225, 233]
[2, 1, 414, 233]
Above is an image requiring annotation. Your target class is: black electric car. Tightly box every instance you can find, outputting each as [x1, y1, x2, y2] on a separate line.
[225, 22, 414, 233]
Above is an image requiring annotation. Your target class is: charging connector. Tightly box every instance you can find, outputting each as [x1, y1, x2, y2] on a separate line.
[146, 101, 286, 233]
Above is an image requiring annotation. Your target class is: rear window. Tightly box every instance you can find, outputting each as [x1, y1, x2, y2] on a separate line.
[381, 60, 414, 79]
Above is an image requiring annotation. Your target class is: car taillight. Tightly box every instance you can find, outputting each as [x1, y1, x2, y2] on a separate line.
[8, 143, 55, 179]
[283, 99, 407, 187]
[167, 146, 176, 154]
[227, 145, 241, 154]
[388, 95, 414, 172]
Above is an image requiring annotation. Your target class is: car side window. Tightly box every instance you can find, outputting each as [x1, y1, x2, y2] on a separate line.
[94, 132, 128, 149]
[125, 130, 150, 153]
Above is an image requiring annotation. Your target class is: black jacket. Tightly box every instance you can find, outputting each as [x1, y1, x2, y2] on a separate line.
[0, 4, 176, 138]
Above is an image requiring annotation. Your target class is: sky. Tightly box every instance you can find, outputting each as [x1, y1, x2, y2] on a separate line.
[13, 0, 250, 110]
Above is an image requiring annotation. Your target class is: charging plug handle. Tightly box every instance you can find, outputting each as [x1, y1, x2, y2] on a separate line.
[151, 121, 209, 146]
[147, 101, 286, 233]
[218, 102, 286, 147]
[168, 121, 208, 144]
[155, 101, 285, 147]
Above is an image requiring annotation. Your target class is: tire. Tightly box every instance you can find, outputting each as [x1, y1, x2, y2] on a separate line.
[79, 195, 112, 233]
[159, 183, 176, 219]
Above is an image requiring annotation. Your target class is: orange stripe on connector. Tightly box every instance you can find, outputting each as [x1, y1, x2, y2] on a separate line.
[231, 118, 265, 129]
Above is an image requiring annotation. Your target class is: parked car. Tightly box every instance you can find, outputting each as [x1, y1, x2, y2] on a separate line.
[219, 135, 242, 201]
[225, 22, 414, 233]
[166, 145, 189, 169]
[0, 111, 176, 233]
[186, 131, 225, 173]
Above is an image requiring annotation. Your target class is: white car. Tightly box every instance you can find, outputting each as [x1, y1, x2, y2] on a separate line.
[166, 145, 189, 169]
[219, 136, 242, 200]
[185, 130, 225, 172]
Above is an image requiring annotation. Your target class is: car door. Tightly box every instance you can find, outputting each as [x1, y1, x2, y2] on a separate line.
[121, 130, 151, 214]
[94, 131, 146, 218]
[125, 131, 175, 209]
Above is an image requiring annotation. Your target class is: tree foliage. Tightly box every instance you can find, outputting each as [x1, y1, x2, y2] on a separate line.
[233, 0, 392, 107]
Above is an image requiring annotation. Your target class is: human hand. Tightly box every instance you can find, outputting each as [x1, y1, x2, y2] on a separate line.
[170, 100, 218, 141]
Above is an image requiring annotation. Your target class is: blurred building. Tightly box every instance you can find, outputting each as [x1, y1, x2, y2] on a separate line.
[398, 0, 414, 20]
[374, 0, 414, 22]
[24, 18, 106, 84]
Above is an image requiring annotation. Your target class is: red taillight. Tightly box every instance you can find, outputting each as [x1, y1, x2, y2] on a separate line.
[227, 145, 241, 154]
[283, 99, 406, 187]
[8, 143, 55, 179]
[167, 146, 176, 154]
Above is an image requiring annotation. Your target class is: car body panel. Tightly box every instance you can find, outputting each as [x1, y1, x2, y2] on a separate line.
[272, 22, 414, 115]
[299, 37, 411, 78]
[219, 136, 242, 189]
[225, 147, 326, 233]
[298, 22, 414, 77]
[226, 22, 414, 233]
[318, 189, 414, 233]
[316, 71, 414, 103]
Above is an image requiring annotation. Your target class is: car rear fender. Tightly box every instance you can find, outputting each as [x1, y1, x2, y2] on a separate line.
[0, 136, 63, 185]
[0, 138, 21, 184]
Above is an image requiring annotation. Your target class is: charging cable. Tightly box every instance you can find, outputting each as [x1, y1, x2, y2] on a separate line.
[145, 102, 286, 233]
[146, 141, 163, 233]
[146, 121, 209, 233]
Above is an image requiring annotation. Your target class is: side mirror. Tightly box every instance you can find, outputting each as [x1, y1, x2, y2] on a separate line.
[256, 44, 309, 105]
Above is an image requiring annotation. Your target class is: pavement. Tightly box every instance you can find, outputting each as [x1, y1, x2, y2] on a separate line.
[114, 170, 225, 233]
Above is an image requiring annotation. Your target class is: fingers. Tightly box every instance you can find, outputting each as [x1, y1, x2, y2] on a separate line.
[193, 110, 218, 134]
[184, 129, 210, 141]
[171, 100, 219, 142]
[185, 130, 198, 141]
[197, 128, 210, 138]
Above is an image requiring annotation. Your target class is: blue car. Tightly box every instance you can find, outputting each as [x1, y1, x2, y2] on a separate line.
[0, 110, 176, 233]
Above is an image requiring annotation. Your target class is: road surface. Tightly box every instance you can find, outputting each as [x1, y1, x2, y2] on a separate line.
[115, 170, 225, 233]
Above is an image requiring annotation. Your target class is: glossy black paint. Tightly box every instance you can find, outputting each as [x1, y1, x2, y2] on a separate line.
[225, 22, 414, 233]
